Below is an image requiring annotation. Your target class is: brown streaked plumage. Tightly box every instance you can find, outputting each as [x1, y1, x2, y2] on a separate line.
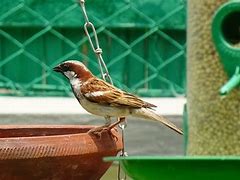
[53, 60, 183, 135]
[81, 77, 156, 108]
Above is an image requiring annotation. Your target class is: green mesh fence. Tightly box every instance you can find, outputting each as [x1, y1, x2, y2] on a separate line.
[0, 0, 186, 97]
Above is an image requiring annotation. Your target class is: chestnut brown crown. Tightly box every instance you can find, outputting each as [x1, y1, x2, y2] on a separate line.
[53, 60, 93, 81]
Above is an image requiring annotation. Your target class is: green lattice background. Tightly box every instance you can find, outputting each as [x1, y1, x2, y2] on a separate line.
[0, 0, 186, 97]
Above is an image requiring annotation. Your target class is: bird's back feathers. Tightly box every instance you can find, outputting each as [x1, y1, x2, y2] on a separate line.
[80, 77, 156, 109]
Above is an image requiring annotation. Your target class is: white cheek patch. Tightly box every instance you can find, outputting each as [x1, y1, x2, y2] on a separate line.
[71, 78, 82, 86]
[64, 71, 81, 89]
[70, 78, 82, 98]
[64, 71, 77, 79]
[85, 91, 111, 98]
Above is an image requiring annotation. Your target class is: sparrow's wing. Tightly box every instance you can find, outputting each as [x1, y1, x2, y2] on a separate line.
[81, 78, 156, 108]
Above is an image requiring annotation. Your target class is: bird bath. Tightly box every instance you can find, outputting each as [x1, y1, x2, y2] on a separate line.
[0, 125, 122, 180]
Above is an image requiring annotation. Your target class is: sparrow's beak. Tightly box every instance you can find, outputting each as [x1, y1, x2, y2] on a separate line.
[53, 65, 62, 73]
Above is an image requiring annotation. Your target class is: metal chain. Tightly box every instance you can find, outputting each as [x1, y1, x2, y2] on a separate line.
[79, 1, 127, 179]
[79, 0, 113, 85]
[118, 119, 128, 180]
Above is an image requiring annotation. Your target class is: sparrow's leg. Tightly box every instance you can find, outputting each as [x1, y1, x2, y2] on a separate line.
[95, 117, 125, 140]
[88, 116, 113, 138]
[108, 117, 126, 130]
[105, 116, 112, 126]
[88, 116, 125, 140]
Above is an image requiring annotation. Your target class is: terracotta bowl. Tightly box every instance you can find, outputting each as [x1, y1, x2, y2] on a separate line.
[0, 125, 122, 180]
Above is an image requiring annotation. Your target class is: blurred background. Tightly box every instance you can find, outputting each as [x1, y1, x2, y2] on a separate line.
[0, 0, 185, 152]
[0, 0, 186, 179]
[1, 0, 240, 179]
[0, 0, 186, 97]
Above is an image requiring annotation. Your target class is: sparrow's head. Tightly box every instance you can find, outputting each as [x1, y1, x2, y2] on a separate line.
[53, 60, 93, 82]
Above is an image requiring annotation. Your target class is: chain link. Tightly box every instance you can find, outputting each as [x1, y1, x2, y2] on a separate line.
[79, 0, 113, 84]
[118, 119, 128, 180]
[118, 120, 128, 156]
[79, 1, 127, 179]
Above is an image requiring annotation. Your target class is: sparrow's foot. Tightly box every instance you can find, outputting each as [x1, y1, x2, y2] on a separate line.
[88, 125, 118, 140]
[88, 127, 103, 139]
[108, 117, 126, 130]
[88, 117, 125, 140]
[103, 127, 118, 141]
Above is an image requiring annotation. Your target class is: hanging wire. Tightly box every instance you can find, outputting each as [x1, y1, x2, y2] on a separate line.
[118, 119, 128, 180]
[79, 0, 113, 85]
[79, 1, 127, 179]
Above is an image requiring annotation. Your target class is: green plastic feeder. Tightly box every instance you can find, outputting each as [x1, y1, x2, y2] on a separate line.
[105, 156, 240, 180]
[212, 0, 240, 95]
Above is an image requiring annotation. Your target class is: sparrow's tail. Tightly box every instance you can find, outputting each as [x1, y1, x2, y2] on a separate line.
[131, 108, 183, 135]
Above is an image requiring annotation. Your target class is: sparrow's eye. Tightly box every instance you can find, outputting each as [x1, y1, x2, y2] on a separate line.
[62, 64, 70, 72]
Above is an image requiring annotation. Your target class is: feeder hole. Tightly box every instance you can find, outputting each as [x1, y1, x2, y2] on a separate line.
[221, 11, 240, 45]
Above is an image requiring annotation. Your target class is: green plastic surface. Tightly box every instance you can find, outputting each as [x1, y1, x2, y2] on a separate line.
[220, 66, 240, 95]
[105, 156, 240, 180]
[212, 0, 240, 77]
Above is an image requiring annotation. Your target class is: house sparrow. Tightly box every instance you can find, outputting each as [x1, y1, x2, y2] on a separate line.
[53, 60, 183, 136]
